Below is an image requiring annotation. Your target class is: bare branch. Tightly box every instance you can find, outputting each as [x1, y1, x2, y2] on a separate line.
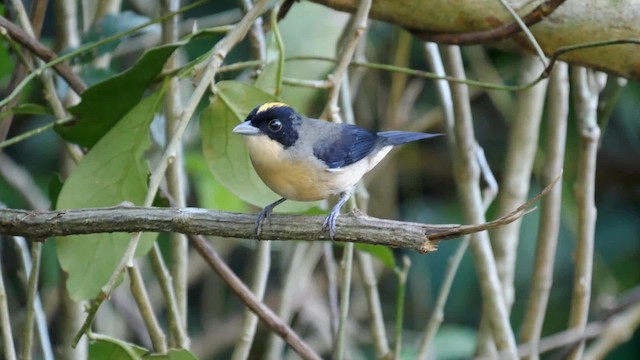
[0, 181, 555, 254]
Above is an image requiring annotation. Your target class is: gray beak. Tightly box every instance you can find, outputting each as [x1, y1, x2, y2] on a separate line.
[232, 120, 261, 136]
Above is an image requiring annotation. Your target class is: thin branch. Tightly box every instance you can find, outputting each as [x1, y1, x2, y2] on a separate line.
[188, 234, 322, 360]
[566, 66, 602, 360]
[393, 257, 410, 359]
[519, 61, 569, 360]
[496, 0, 547, 67]
[324, 243, 340, 346]
[335, 241, 354, 360]
[583, 303, 640, 360]
[489, 55, 548, 309]
[322, 0, 372, 121]
[0, 153, 50, 211]
[441, 44, 518, 356]
[410, 0, 567, 45]
[478, 301, 640, 359]
[265, 243, 320, 358]
[17, 239, 57, 360]
[148, 244, 189, 348]
[128, 265, 168, 353]
[418, 43, 499, 359]
[0, 241, 16, 360]
[161, 0, 189, 338]
[0, 15, 86, 94]
[18, 240, 46, 360]
[231, 240, 271, 360]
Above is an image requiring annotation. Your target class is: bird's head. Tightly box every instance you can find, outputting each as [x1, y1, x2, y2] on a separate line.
[232, 102, 301, 148]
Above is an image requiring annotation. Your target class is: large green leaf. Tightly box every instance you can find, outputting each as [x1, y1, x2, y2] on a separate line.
[200, 81, 321, 212]
[89, 337, 197, 360]
[56, 43, 180, 148]
[185, 153, 247, 212]
[89, 337, 148, 360]
[55, 91, 162, 301]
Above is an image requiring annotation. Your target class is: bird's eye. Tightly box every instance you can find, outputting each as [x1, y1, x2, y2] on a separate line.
[268, 119, 283, 132]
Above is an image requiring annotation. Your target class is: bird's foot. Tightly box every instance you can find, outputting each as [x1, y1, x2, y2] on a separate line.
[254, 207, 273, 237]
[322, 210, 340, 240]
[254, 197, 287, 238]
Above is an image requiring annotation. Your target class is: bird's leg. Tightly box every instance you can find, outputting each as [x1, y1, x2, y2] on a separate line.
[255, 197, 287, 237]
[322, 191, 351, 240]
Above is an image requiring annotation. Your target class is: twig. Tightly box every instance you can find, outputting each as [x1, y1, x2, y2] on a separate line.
[0, 15, 86, 94]
[355, 251, 391, 357]
[17, 240, 44, 360]
[332, 12, 372, 349]
[161, 0, 189, 338]
[489, 55, 548, 309]
[583, 303, 640, 360]
[335, 241, 354, 360]
[12, 237, 54, 360]
[496, 0, 548, 67]
[410, 0, 566, 45]
[566, 66, 602, 360]
[322, 0, 372, 121]
[265, 243, 320, 358]
[0, 116, 74, 150]
[188, 234, 322, 360]
[519, 61, 569, 360]
[0, 240, 17, 360]
[148, 244, 189, 348]
[269, 4, 285, 97]
[393, 257, 410, 359]
[478, 300, 640, 359]
[128, 265, 168, 353]
[441, 45, 518, 356]
[324, 244, 340, 346]
[0, 0, 50, 142]
[231, 240, 271, 360]
[0, 153, 50, 211]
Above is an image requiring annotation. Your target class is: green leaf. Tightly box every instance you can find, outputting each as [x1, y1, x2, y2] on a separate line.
[57, 43, 180, 148]
[48, 173, 63, 209]
[89, 337, 148, 360]
[355, 243, 397, 270]
[201, 81, 321, 212]
[148, 349, 198, 360]
[185, 153, 247, 212]
[55, 91, 162, 301]
[89, 336, 198, 360]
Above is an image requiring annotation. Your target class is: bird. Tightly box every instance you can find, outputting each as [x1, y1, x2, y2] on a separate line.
[232, 102, 441, 239]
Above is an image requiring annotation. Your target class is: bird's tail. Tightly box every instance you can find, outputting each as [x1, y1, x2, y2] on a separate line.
[377, 131, 443, 146]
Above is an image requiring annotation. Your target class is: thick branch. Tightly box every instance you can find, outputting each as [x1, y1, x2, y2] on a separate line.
[309, 0, 640, 80]
[0, 203, 535, 254]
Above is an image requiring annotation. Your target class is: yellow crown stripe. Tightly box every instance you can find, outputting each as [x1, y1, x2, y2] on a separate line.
[257, 102, 287, 113]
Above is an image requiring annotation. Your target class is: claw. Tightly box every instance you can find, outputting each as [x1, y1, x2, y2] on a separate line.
[322, 192, 351, 240]
[254, 197, 286, 237]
